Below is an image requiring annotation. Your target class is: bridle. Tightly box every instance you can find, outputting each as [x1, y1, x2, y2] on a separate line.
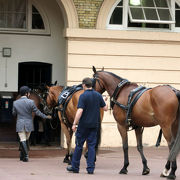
[92, 74, 105, 94]
[33, 88, 59, 130]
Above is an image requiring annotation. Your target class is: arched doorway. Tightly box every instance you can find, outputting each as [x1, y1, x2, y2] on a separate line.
[18, 61, 61, 146]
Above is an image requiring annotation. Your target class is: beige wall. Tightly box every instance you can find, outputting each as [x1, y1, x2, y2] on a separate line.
[64, 28, 180, 147]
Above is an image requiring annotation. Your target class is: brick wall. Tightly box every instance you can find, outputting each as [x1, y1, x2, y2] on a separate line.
[73, 0, 104, 28]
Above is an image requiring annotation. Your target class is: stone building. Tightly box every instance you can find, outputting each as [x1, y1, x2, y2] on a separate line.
[1, 0, 180, 147]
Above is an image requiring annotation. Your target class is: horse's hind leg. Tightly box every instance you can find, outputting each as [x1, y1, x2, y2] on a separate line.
[118, 124, 129, 174]
[160, 126, 177, 179]
[168, 160, 177, 179]
[135, 127, 150, 175]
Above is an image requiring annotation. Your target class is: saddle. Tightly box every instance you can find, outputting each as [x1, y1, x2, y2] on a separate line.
[110, 80, 151, 130]
[57, 84, 83, 125]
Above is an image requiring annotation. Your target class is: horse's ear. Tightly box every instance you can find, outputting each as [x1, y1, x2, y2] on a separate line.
[46, 85, 50, 90]
[102, 67, 104, 71]
[54, 81, 57, 85]
[92, 66, 97, 74]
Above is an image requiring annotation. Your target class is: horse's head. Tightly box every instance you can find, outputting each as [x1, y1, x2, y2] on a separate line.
[92, 66, 106, 94]
[46, 85, 64, 109]
[31, 87, 51, 114]
[29, 92, 41, 109]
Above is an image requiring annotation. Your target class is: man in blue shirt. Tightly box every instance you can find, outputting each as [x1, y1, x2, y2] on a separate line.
[67, 77, 108, 174]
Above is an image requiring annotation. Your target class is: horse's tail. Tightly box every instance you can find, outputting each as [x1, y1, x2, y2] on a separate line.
[168, 92, 180, 161]
[95, 115, 102, 153]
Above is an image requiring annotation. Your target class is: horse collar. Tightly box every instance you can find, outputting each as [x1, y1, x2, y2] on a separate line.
[111, 79, 130, 101]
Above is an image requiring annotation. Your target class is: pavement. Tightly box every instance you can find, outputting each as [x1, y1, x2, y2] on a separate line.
[0, 143, 180, 180]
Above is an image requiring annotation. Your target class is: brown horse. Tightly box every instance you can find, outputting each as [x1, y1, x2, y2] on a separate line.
[92, 66, 180, 180]
[46, 85, 104, 163]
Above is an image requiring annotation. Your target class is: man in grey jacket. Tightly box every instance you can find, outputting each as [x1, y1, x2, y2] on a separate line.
[12, 86, 51, 162]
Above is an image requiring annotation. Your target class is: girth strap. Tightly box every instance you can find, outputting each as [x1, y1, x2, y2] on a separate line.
[57, 84, 83, 126]
[126, 87, 151, 129]
[110, 80, 151, 130]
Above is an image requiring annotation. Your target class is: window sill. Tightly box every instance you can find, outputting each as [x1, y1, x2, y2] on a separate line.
[0, 29, 51, 36]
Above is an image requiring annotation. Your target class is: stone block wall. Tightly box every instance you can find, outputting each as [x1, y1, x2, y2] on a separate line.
[73, 0, 103, 28]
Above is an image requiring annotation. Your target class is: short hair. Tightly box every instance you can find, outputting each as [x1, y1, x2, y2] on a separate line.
[19, 86, 31, 96]
[82, 77, 92, 88]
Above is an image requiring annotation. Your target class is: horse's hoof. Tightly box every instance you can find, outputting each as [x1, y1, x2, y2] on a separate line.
[167, 174, 176, 180]
[160, 173, 166, 178]
[63, 158, 70, 164]
[160, 168, 170, 178]
[142, 168, 150, 175]
[119, 168, 128, 174]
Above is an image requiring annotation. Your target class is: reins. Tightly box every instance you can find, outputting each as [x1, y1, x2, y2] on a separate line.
[33, 88, 59, 130]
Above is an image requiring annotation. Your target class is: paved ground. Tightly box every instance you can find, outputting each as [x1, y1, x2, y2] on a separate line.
[0, 143, 180, 180]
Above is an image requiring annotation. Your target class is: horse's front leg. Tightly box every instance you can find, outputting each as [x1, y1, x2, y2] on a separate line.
[135, 127, 150, 175]
[117, 124, 129, 174]
[58, 113, 73, 164]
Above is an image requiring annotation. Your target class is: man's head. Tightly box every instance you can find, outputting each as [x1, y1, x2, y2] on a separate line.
[82, 77, 92, 88]
[19, 86, 31, 96]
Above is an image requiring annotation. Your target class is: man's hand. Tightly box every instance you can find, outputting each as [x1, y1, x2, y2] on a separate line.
[72, 124, 77, 132]
[47, 115, 52, 119]
[104, 96, 108, 102]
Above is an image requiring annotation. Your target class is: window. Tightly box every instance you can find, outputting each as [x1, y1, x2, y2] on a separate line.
[0, 0, 49, 34]
[32, 5, 45, 29]
[110, 1, 123, 24]
[129, 0, 174, 24]
[108, 0, 180, 31]
[0, 0, 26, 29]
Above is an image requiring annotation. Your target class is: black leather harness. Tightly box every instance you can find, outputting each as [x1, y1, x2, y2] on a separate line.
[110, 80, 151, 130]
[57, 84, 83, 126]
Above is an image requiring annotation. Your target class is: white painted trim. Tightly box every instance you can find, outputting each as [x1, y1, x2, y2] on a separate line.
[96, 0, 117, 29]
[65, 28, 180, 42]
[56, 0, 79, 28]
[30, 0, 51, 34]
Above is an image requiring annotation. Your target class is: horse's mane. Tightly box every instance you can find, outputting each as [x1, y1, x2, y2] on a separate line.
[98, 71, 124, 81]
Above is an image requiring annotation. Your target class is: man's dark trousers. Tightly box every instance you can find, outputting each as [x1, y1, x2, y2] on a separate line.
[71, 127, 97, 173]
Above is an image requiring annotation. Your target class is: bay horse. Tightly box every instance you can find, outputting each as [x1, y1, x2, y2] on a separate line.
[92, 66, 180, 179]
[45, 85, 104, 163]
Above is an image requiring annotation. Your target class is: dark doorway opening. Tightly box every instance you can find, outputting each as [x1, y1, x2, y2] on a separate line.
[0, 62, 61, 148]
[18, 62, 61, 146]
[18, 62, 52, 89]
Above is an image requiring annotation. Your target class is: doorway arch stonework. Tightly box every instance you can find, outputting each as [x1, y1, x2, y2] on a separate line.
[56, 0, 79, 28]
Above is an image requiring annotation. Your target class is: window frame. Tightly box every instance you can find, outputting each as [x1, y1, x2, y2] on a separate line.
[107, 0, 180, 32]
[0, 0, 50, 35]
[0, 0, 28, 32]
[128, 0, 175, 24]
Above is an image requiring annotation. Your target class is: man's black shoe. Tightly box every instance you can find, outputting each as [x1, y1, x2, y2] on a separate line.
[66, 166, 79, 173]
[87, 171, 94, 174]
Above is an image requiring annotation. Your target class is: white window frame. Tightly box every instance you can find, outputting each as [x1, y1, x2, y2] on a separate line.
[107, 0, 180, 32]
[128, 0, 175, 24]
[0, 0, 50, 35]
